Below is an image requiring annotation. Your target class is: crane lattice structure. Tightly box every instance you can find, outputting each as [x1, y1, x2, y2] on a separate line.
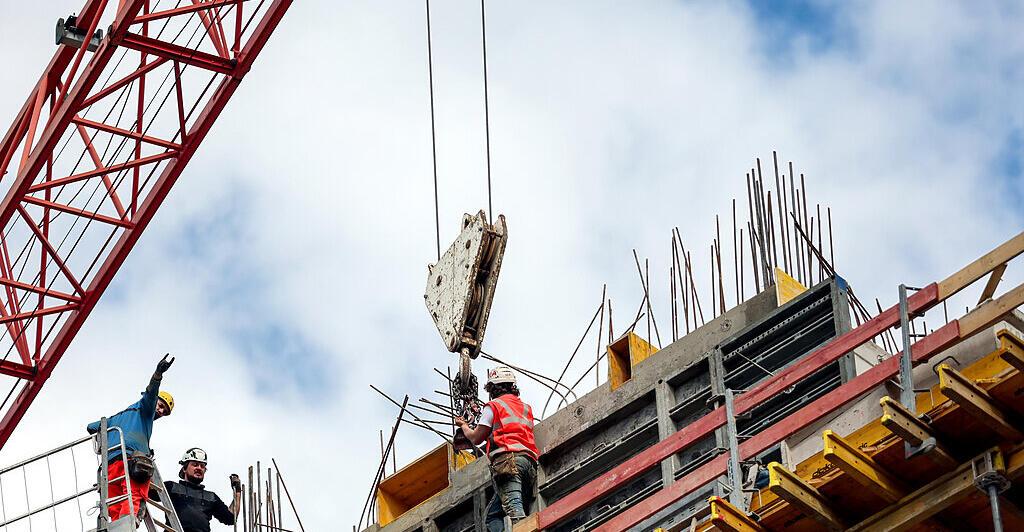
[0, 0, 291, 447]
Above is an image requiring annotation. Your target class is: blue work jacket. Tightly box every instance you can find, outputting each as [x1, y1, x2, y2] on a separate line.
[87, 375, 161, 461]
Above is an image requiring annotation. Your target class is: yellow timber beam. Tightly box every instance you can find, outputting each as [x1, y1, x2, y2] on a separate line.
[937, 363, 1024, 441]
[978, 263, 1008, 304]
[998, 329, 1024, 373]
[879, 396, 958, 469]
[708, 496, 766, 532]
[959, 282, 1024, 338]
[822, 430, 905, 503]
[850, 447, 1024, 532]
[767, 462, 845, 531]
[512, 514, 538, 532]
[938, 232, 1024, 300]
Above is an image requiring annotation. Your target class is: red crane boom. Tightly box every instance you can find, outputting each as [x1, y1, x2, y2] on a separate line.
[0, 0, 291, 447]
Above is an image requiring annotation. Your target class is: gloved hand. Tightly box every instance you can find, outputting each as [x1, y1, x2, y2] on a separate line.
[230, 474, 241, 493]
[155, 354, 175, 376]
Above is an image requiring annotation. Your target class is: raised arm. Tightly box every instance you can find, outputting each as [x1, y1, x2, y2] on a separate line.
[140, 354, 174, 418]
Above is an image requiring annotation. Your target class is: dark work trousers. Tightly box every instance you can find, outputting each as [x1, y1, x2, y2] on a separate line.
[486, 454, 537, 532]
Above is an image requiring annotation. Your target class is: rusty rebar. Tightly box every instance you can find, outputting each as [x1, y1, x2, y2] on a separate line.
[732, 199, 740, 306]
[745, 173, 761, 292]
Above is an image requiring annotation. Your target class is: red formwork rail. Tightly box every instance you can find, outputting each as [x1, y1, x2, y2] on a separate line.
[0, 0, 292, 447]
[535, 233, 1024, 530]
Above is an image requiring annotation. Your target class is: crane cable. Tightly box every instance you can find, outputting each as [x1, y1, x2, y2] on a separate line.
[479, 0, 494, 225]
[424, 0, 496, 261]
[425, 0, 440, 261]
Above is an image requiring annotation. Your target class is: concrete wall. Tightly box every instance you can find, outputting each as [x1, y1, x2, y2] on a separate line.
[369, 279, 855, 532]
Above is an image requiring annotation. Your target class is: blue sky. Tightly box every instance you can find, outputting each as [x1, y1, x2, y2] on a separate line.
[748, 0, 855, 60]
[0, 1, 1021, 528]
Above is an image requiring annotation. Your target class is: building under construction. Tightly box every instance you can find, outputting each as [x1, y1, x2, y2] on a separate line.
[359, 226, 1024, 531]
[0, 1, 1022, 532]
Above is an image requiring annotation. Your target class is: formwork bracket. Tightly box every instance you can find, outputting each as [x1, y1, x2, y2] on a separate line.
[997, 329, 1024, 373]
[766, 462, 845, 531]
[709, 496, 765, 532]
[937, 364, 1024, 441]
[822, 430, 905, 503]
[879, 396, 957, 468]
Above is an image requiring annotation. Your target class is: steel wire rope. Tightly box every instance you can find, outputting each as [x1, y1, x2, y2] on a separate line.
[4, 6, 225, 307]
[0, 71, 137, 369]
[0, 8, 236, 411]
[1, 0, 183, 254]
[7, 61, 137, 275]
[0, 1, 247, 378]
[0, 0, 258, 413]
[25, 0, 179, 213]
[424, 0, 441, 261]
[479, 0, 493, 223]
[0, 9, 207, 368]
[33, 0, 190, 219]
[0, 12, 231, 413]
[73, 7, 245, 284]
[13, 14, 221, 321]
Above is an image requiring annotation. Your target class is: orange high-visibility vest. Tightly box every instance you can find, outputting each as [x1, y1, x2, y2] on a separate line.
[486, 394, 539, 460]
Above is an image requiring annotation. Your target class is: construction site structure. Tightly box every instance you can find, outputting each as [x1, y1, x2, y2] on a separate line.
[360, 231, 1024, 531]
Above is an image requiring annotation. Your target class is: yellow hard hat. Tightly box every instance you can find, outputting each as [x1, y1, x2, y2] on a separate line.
[158, 391, 175, 413]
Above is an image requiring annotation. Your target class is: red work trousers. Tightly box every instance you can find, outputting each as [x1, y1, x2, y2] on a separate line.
[106, 459, 149, 521]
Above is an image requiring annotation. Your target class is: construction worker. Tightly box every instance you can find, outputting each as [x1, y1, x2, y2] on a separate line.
[87, 354, 175, 522]
[455, 366, 539, 531]
[162, 447, 240, 532]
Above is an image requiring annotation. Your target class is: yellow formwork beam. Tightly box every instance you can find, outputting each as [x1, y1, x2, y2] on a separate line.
[708, 496, 765, 532]
[879, 396, 957, 469]
[822, 430, 905, 503]
[849, 447, 1023, 532]
[767, 462, 845, 531]
[937, 363, 1024, 441]
[998, 329, 1024, 373]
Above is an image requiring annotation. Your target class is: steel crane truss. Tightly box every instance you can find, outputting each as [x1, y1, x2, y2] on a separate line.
[0, 0, 291, 447]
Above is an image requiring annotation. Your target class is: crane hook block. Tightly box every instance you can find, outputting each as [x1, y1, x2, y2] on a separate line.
[425, 211, 507, 359]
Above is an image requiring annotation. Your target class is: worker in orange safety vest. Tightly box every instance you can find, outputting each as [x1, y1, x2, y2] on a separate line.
[455, 366, 539, 531]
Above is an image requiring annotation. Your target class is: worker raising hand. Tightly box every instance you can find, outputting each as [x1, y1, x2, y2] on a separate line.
[155, 353, 175, 376]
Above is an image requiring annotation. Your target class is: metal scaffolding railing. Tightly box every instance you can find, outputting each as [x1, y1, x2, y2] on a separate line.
[0, 418, 182, 532]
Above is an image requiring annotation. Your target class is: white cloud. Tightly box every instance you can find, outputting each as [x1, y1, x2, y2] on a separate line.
[0, 0, 1021, 528]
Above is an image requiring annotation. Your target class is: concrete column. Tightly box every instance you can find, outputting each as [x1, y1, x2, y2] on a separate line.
[654, 379, 676, 486]
[831, 279, 856, 382]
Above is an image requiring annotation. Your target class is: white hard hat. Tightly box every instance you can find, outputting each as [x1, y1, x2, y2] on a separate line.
[486, 366, 517, 386]
[179, 447, 208, 465]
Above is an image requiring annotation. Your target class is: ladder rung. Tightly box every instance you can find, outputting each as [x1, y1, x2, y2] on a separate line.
[151, 519, 177, 532]
[106, 495, 129, 505]
[108, 474, 126, 483]
[146, 500, 173, 514]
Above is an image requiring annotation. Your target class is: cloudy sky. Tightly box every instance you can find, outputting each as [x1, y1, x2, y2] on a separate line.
[0, 0, 1021, 529]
